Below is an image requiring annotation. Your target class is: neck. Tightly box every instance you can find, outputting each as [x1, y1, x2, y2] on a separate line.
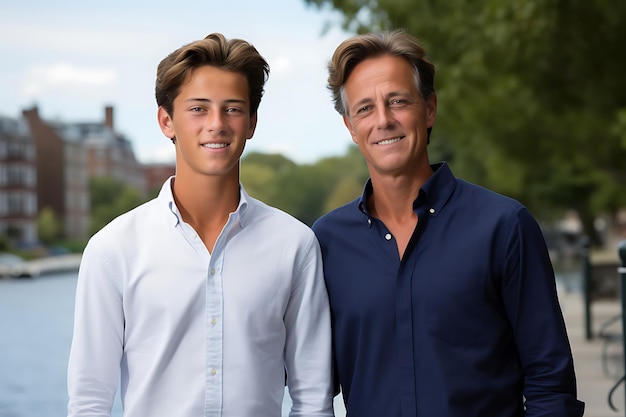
[172, 173, 240, 252]
[368, 165, 433, 222]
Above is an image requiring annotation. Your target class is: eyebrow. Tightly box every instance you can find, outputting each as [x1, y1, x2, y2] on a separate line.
[184, 98, 248, 105]
[351, 97, 372, 109]
[350, 91, 410, 110]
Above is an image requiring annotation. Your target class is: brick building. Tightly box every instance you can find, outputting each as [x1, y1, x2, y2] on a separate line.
[75, 106, 147, 193]
[143, 163, 176, 195]
[0, 116, 38, 245]
[22, 106, 90, 241]
[0, 105, 174, 247]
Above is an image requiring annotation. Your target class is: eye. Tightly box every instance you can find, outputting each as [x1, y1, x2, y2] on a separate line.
[356, 105, 372, 114]
[190, 106, 204, 112]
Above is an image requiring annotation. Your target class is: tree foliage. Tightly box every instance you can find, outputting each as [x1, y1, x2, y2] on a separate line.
[304, 0, 626, 243]
[37, 206, 62, 244]
[89, 177, 143, 236]
[241, 146, 368, 225]
[80, 150, 367, 246]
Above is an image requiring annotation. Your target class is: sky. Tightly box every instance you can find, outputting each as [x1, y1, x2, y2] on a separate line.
[0, 0, 355, 165]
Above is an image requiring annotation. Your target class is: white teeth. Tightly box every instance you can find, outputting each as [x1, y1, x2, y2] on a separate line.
[202, 143, 228, 149]
[377, 137, 402, 145]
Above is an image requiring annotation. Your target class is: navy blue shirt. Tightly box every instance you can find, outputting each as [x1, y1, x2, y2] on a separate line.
[312, 162, 584, 417]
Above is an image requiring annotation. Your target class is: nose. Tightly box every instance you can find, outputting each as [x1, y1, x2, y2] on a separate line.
[374, 105, 395, 129]
[205, 109, 226, 133]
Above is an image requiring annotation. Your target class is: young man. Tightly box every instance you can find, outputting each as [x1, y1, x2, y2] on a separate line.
[67, 33, 334, 417]
[312, 29, 585, 416]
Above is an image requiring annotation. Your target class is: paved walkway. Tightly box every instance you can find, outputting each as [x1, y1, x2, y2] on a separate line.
[559, 286, 625, 417]
[27, 253, 82, 276]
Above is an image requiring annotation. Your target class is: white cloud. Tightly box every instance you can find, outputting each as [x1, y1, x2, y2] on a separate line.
[0, 11, 169, 59]
[271, 57, 293, 77]
[22, 63, 117, 99]
[0, 1, 355, 165]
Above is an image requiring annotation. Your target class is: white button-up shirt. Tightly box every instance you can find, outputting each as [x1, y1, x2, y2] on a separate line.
[67, 179, 334, 417]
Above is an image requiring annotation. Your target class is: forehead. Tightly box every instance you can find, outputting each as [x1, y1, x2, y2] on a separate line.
[347, 55, 415, 88]
[178, 65, 249, 99]
[344, 55, 417, 100]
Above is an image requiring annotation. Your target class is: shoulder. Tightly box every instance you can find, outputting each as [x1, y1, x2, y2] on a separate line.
[453, 179, 544, 242]
[456, 179, 523, 210]
[245, 196, 317, 241]
[311, 198, 363, 254]
[243, 197, 324, 270]
[313, 197, 361, 233]
[452, 179, 533, 227]
[87, 197, 162, 251]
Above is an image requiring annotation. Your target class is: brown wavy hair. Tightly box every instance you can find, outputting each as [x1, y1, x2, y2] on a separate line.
[327, 29, 435, 117]
[155, 33, 270, 116]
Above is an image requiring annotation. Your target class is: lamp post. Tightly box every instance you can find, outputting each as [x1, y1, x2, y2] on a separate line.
[607, 240, 626, 413]
[582, 236, 593, 340]
[618, 240, 626, 414]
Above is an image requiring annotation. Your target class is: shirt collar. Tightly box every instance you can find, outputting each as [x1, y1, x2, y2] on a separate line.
[157, 176, 250, 228]
[418, 161, 456, 217]
[357, 161, 457, 219]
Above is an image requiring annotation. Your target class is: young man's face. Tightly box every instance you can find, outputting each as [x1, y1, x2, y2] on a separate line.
[158, 65, 257, 179]
[342, 54, 436, 178]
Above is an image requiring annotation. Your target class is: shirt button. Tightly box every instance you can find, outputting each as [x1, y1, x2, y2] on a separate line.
[385, 233, 392, 241]
[211, 318, 217, 326]
[210, 368, 217, 376]
[210, 268, 215, 275]
[367, 219, 372, 225]
[429, 208, 435, 214]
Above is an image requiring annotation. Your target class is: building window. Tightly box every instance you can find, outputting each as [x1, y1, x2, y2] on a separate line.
[7, 165, 24, 185]
[7, 142, 26, 158]
[8, 192, 25, 214]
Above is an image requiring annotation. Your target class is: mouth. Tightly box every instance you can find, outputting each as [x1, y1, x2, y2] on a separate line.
[202, 143, 229, 149]
[376, 136, 404, 145]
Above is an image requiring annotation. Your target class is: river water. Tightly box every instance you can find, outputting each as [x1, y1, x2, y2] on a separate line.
[0, 271, 345, 417]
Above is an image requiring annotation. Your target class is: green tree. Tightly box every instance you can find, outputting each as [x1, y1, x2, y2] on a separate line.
[323, 176, 364, 214]
[0, 234, 11, 251]
[315, 144, 369, 213]
[241, 163, 278, 201]
[89, 177, 144, 236]
[304, 0, 626, 244]
[241, 146, 368, 225]
[241, 152, 297, 206]
[248, 163, 326, 225]
[37, 206, 61, 244]
[243, 152, 297, 174]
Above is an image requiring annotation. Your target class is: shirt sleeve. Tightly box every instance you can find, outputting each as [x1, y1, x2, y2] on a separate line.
[501, 207, 585, 417]
[283, 233, 335, 417]
[67, 237, 124, 417]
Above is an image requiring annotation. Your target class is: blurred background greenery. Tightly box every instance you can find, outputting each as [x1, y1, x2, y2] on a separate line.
[3, 0, 625, 259]
[302, 0, 626, 249]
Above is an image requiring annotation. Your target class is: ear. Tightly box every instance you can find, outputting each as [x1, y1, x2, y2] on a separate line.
[157, 106, 175, 139]
[425, 94, 438, 128]
[246, 112, 258, 140]
[343, 114, 358, 144]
